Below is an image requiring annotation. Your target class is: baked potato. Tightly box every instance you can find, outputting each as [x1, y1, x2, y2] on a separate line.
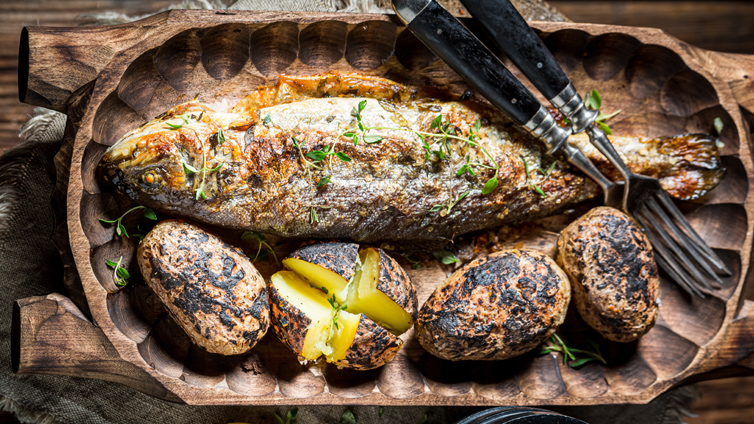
[269, 242, 417, 370]
[416, 249, 571, 361]
[557, 207, 660, 342]
[138, 219, 270, 355]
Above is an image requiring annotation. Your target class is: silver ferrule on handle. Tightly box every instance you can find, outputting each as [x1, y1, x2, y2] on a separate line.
[550, 83, 598, 134]
[392, 0, 432, 24]
[524, 105, 572, 154]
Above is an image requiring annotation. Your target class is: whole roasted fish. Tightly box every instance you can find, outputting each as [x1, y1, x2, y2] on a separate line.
[98, 73, 723, 242]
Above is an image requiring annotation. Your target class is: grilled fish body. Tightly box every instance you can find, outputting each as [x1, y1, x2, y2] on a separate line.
[98, 73, 722, 242]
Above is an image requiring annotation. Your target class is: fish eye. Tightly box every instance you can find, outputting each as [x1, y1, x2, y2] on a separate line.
[141, 171, 162, 187]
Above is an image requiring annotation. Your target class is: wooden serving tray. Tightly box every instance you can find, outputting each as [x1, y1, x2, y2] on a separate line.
[12, 10, 754, 406]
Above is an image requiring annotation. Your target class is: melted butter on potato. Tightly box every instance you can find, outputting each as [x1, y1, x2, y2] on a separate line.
[269, 242, 417, 370]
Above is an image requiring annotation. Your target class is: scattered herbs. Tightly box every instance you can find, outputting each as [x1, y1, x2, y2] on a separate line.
[309, 205, 332, 224]
[341, 102, 500, 197]
[537, 334, 606, 368]
[217, 127, 225, 145]
[327, 293, 349, 329]
[99, 205, 157, 238]
[165, 112, 191, 129]
[584, 89, 621, 135]
[274, 408, 298, 424]
[430, 190, 470, 216]
[339, 410, 357, 424]
[263, 112, 272, 126]
[433, 250, 459, 265]
[240, 231, 278, 264]
[182, 128, 225, 200]
[520, 155, 546, 198]
[106, 256, 130, 287]
[405, 256, 423, 269]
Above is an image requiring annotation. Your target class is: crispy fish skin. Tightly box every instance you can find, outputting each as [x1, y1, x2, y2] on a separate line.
[98, 72, 722, 242]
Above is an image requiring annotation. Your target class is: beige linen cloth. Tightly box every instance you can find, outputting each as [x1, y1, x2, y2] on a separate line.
[0, 0, 698, 422]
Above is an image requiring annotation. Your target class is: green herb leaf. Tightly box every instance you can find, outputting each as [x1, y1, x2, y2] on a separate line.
[217, 127, 225, 145]
[306, 150, 327, 162]
[287, 408, 298, 421]
[292, 136, 302, 149]
[379, 407, 383, 417]
[482, 176, 499, 195]
[165, 121, 184, 129]
[263, 113, 272, 125]
[473, 119, 481, 135]
[532, 184, 546, 197]
[317, 176, 331, 187]
[142, 207, 157, 220]
[363, 135, 383, 144]
[431, 115, 443, 129]
[196, 187, 208, 200]
[352, 135, 359, 145]
[183, 163, 199, 174]
[351, 107, 359, 117]
[116, 266, 130, 280]
[274, 414, 285, 424]
[106, 259, 118, 267]
[310, 207, 319, 224]
[584, 89, 602, 110]
[596, 109, 621, 122]
[339, 410, 357, 424]
[429, 205, 443, 212]
[418, 414, 428, 424]
[208, 161, 225, 172]
[433, 250, 459, 265]
[714, 117, 724, 135]
[358, 100, 367, 113]
[596, 120, 612, 135]
[335, 152, 352, 162]
[569, 358, 597, 368]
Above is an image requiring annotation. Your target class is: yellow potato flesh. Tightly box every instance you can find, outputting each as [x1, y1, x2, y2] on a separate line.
[271, 271, 333, 360]
[325, 311, 361, 362]
[283, 258, 349, 302]
[347, 248, 413, 335]
[276, 247, 412, 364]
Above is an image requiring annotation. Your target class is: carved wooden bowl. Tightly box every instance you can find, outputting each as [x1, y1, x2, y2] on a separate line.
[16, 10, 754, 405]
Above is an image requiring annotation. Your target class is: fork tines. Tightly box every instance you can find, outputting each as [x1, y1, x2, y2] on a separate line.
[632, 190, 730, 297]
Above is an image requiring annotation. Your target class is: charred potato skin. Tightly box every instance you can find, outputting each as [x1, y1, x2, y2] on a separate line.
[138, 220, 270, 355]
[267, 281, 311, 359]
[288, 242, 359, 281]
[377, 249, 419, 322]
[416, 249, 570, 361]
[557, 207, 660, 343]
[334, 315, 403, 371]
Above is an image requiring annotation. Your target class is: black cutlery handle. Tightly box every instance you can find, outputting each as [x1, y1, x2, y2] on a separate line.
[393, 0, 570, 151]
[459, 0, 568, 100]
[459, 0, 598, 132]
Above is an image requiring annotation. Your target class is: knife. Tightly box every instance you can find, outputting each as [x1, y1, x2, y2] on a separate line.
[392, 0, 619, 199]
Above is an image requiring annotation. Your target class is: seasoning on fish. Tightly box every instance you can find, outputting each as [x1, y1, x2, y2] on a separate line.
[97, 72, 723, 242]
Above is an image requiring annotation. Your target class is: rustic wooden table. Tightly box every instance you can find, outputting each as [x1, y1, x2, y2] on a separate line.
[1, 1, 753, 423]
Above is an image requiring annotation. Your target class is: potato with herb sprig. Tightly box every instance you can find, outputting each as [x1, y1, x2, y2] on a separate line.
[268, 242, 417, 370]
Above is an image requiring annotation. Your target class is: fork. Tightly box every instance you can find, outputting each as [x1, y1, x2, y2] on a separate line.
[393, 0, 730, 296]
[457, 0, 732, 296]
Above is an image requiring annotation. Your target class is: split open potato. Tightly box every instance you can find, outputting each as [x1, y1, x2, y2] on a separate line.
[269, 242, 418, 370]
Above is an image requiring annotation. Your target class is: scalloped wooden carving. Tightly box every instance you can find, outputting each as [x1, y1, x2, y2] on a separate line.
[13, 11, 754, 406]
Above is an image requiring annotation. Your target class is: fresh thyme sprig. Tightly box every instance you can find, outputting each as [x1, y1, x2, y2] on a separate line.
[99, 205, 157, 238]
[537, 334, 607, 368]
[309, 205, 332, 224]
[240, 231, 279, 264]
[183, 128, 225, 200]
[430, 189, 470, 216]
[584, 89, 621, 135]
[164, 112, 190, 129]
[341, 101, 500, 196]
[520, 155, 546, 198]
[433, 250, 459, 265]
[106, 256, 130, 287]
[327, 293, 348, 330]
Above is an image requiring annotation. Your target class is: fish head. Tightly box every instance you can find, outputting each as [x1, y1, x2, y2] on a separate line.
[97, 102, 214, 209]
